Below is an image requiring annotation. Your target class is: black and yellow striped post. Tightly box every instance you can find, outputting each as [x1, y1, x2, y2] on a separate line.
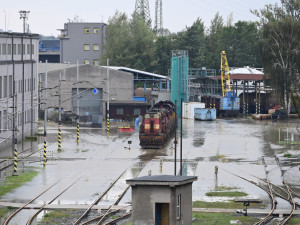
[58, 122, 62, 151]
[13, 138, 18, 175]
[77, 122, 79, 145]
[43, 135, 47, 167]
[106, 112, 110, 136]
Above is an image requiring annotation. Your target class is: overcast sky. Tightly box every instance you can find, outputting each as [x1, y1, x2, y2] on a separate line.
[1, 0, 281, 36]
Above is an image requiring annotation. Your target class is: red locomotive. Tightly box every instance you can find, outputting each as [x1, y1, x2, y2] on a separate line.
[139, 101, 176, 148]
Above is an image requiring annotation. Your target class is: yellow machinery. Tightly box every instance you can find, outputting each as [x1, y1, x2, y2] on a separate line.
[220, 51, 231, 97]
[219, 51, 240, 114]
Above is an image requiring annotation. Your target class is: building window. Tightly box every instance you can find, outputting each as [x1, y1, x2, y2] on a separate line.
[93, 44, 99, 51]
[27, 44, 30, 54]
[18, 44, 21, 55]
[2, 43, 6, 55]
[3, 76, 7, 98]
[3, 110, 7, 130]
[94, 28, 100, 34]
[23, 44, 25, 54]
[0, 111, 2, 133]
[134, 108, 141, 116]
[83, 60, 90, 64]
[31, 44, 34, 54]
[93, 60, 99, 66]
[0, 76, 2, 99]
[9, 75, 12, 97]
[177, 194, 181, 219]
[13, 44, 16, 55]
[116, 108, 123, 115]
[84, 44, 90, 51]
[84, 28, 90, 34]
[7, 44, 11, 55]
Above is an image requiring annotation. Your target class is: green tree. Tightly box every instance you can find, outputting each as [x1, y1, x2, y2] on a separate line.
[253, 0, 300, 113]
[128, 16, 156, 71]
[102, 11, 131, 67]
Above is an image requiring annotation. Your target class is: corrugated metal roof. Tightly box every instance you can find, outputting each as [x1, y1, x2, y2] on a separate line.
[209, 74, 264, 81]
[109, 66, 170, 80]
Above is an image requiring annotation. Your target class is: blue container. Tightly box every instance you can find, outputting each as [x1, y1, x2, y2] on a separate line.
[194, 108, 216, 121]
[133, 97, 146, 102]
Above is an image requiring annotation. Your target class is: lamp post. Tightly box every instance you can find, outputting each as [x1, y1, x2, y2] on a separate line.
[19, 10, 30, 33]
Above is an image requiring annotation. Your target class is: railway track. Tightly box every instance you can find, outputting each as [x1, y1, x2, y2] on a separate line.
[224, 155, 298, 224]
[3, 181, 59, 225]
[26, 177, 81, 225]
[73, 170, 127, 225]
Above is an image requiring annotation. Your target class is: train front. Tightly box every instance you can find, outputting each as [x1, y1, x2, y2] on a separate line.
[139, 112, 165, 148]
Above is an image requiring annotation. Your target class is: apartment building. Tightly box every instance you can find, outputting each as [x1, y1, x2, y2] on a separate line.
[0, 32, 39, 152]
[59, 22, 106, 65]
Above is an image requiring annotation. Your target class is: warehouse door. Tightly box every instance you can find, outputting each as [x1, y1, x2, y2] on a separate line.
[72, 88, 103, 127]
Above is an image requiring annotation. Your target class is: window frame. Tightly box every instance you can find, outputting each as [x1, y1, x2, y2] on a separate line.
[84, 28, 90, 34]
[84, 44, 90, 51]
[94, 28, 100, 34]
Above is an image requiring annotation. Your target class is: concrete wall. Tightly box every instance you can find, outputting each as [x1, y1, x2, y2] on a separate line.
[131, 183, 193, 225]
[0, 33, 39, 154]
[60, 22, 106, 65]
[39, 64, 133, 124]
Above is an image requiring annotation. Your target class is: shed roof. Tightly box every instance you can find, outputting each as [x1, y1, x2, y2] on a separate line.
[127, 175, 197, 187]
[209, 74, 264, 82]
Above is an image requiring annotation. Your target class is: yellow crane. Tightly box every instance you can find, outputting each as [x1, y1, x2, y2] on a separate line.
[219, 51, 240, 115]
[220, 51, 231, 97]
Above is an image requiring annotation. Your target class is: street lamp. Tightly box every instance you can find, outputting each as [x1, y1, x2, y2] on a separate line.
[19, 10, 30, 33]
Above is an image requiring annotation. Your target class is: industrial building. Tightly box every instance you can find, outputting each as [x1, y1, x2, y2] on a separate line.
[0, 32, 39, 152]
[59, 21, 106, 65]
[38, 63, 148, 127]
[39, 39, 60, 63]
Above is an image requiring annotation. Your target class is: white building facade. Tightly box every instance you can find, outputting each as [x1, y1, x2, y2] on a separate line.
[0, 32, 39, 152]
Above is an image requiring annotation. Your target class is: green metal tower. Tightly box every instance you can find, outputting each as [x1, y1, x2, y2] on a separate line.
[171, 50, 189, 115]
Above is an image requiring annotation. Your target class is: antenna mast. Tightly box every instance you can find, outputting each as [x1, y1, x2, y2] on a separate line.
[155, 0, 163, 35]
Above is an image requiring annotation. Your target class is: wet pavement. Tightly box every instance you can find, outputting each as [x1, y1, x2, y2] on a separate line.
[1, 118, 300, 224]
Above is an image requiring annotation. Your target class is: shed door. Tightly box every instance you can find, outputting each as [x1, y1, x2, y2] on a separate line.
[155, 203, 169, 225]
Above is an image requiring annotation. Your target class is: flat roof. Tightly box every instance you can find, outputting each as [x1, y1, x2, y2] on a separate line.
[209, 74, 264, 81]
[127, 175, 197, 187]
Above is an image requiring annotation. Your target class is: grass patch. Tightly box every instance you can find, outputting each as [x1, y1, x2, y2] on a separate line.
[288, 217, 300, 225]
[40, 210, 72, 223]
[82, 149, 89, 152]
[283, 153, 292, 158]
[205, 191, 248, 197]
[25, 136, 38, 142]
[193, 200, 266, 209]
[0, 170, 39, 197]
[192, 212, 259, 225]
[214, 186, 238, 191]
[0, 207, 11, 219]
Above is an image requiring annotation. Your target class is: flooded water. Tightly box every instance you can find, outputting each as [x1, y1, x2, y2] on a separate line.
[1, 118, 300, 224]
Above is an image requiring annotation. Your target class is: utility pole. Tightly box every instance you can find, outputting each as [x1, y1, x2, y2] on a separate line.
[107, 59, 110, 137]
[155, 0, 163, 35]
[180, 98, 183, 176]
[58, 72, 62, 151]
[174, 100, 177, 176]
[76, 61, 79, 145]
[11, 33, 17, 175]
[19, 10, 30, 33]
[43, 60, 48, 166]
[13, 94, 18, 175]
